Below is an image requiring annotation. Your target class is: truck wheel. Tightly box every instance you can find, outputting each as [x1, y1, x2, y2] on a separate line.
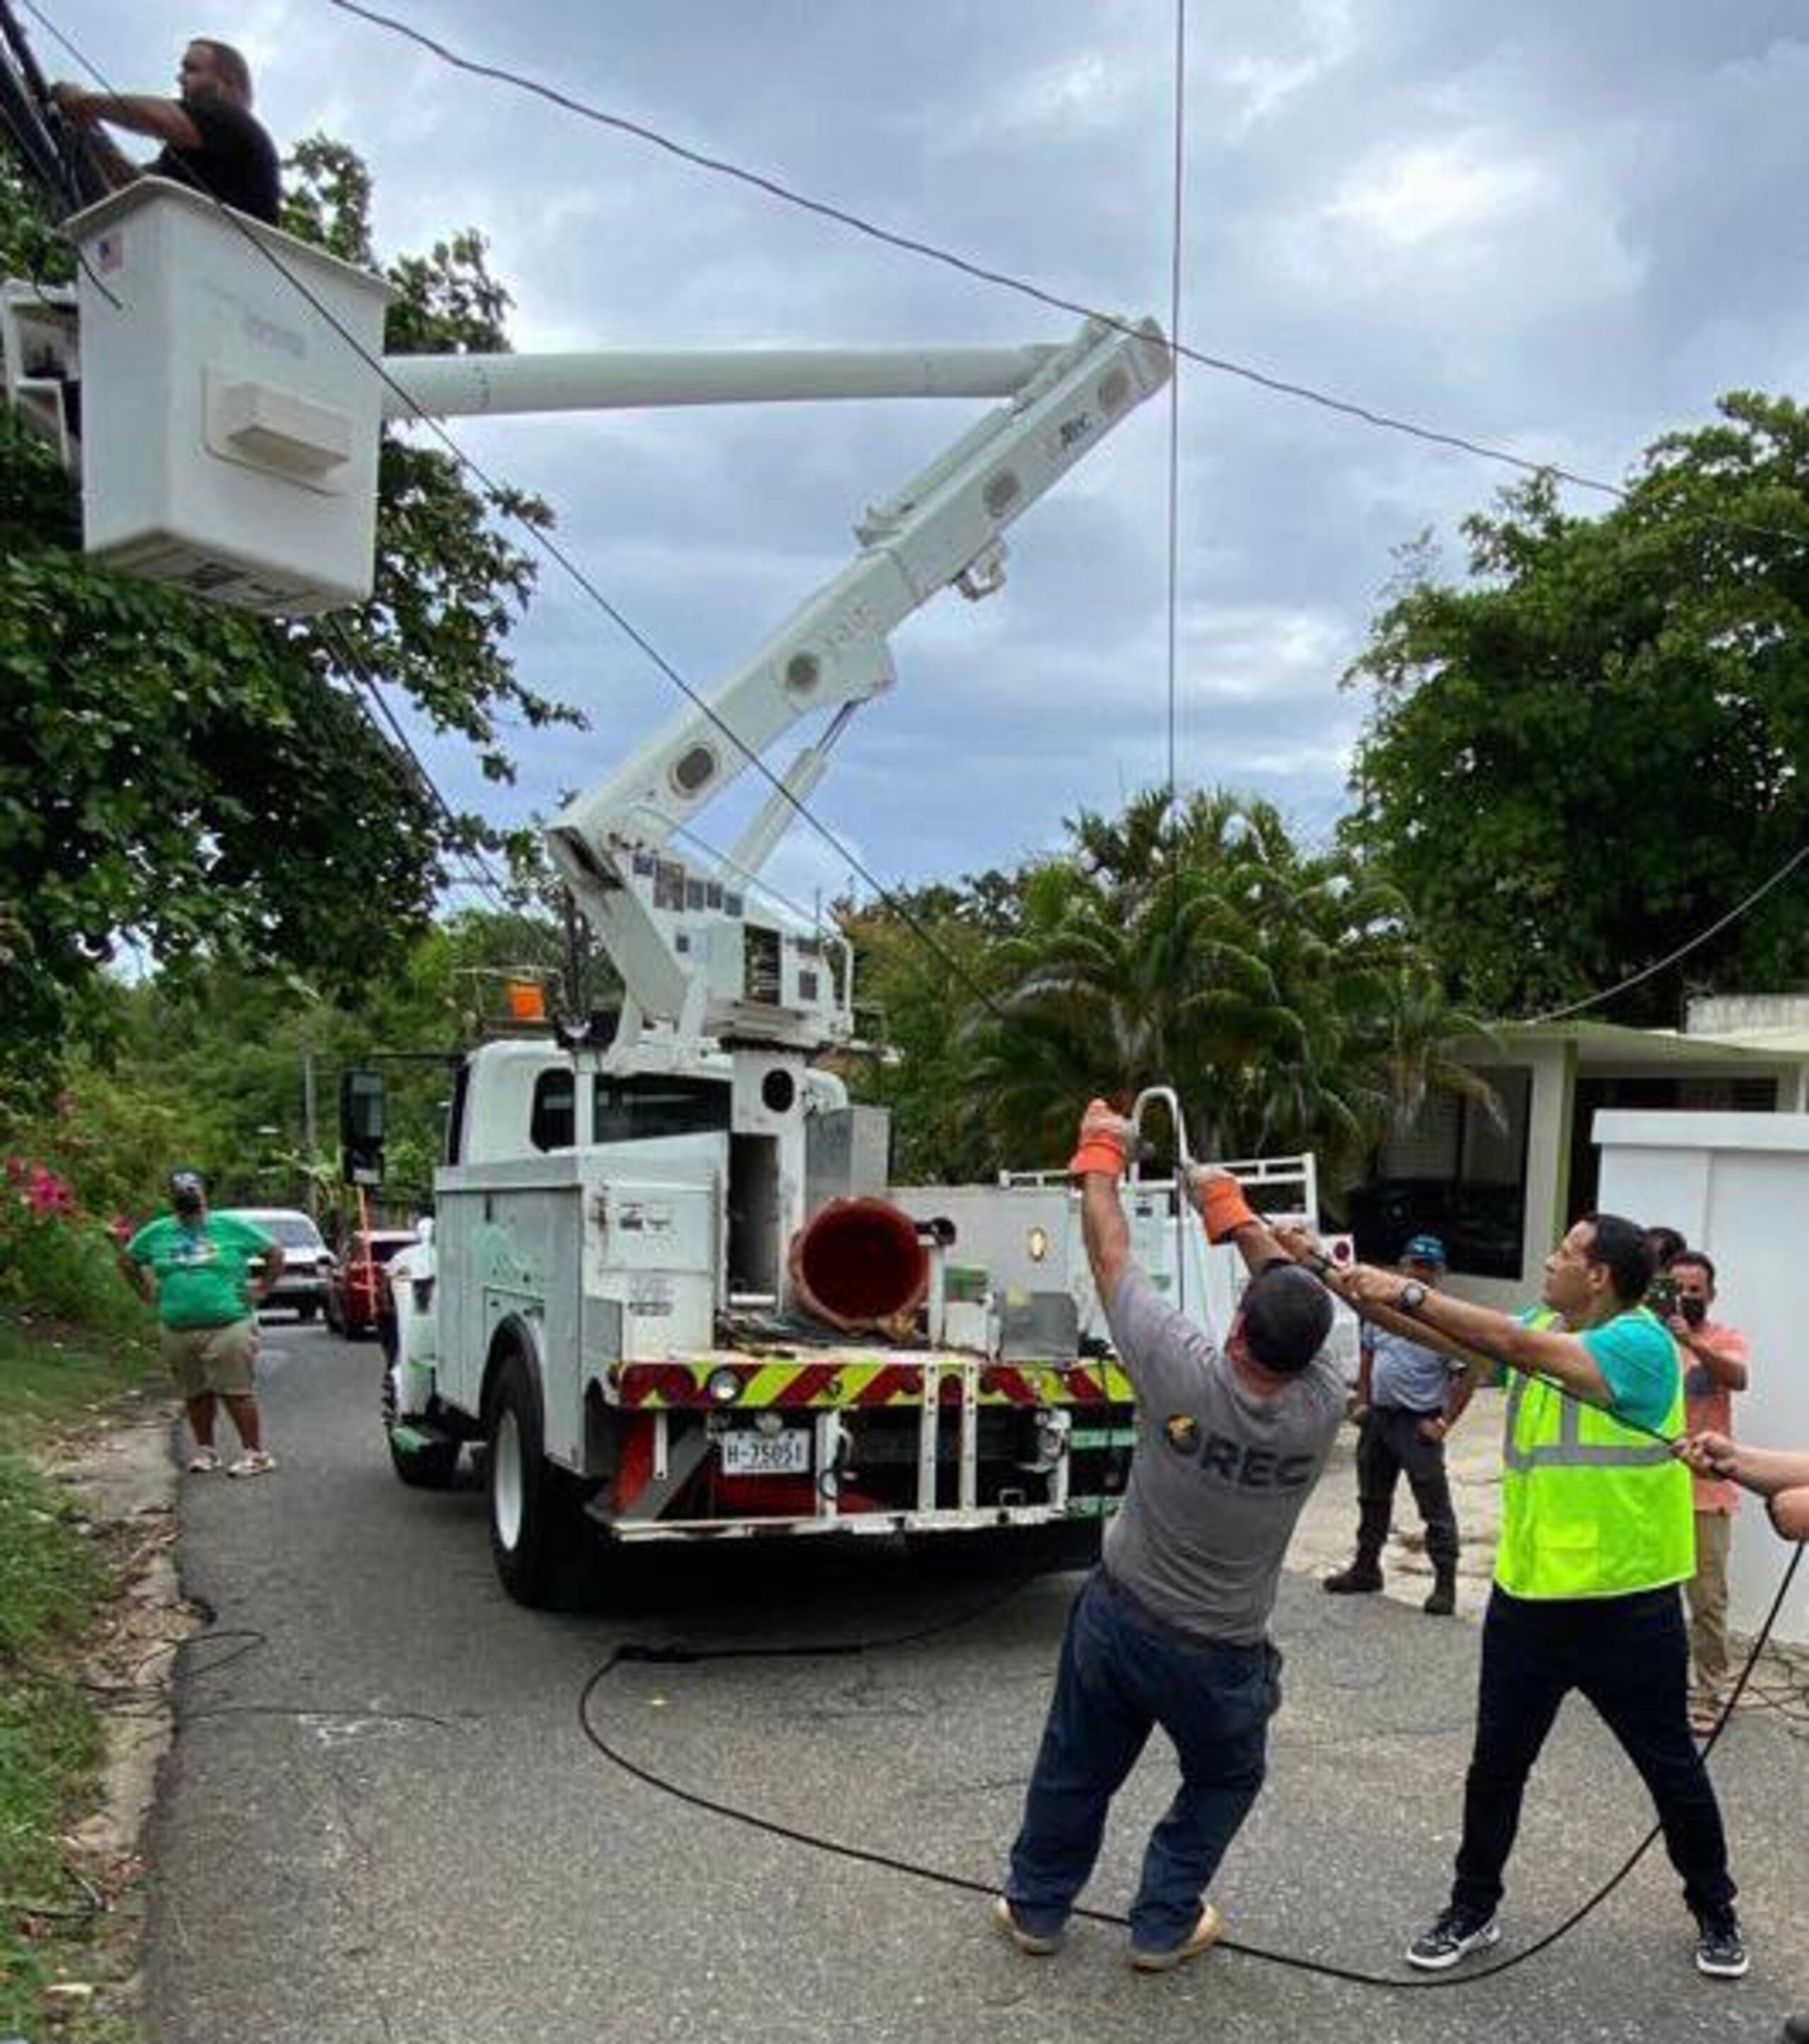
[297, 1300, 317, 1323]
[486, 1351, 588, 1609]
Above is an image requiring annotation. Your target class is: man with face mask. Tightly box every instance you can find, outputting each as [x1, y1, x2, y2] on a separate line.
[120, 1168, 283, 1476]
[1663, 1252, 1750, 1734]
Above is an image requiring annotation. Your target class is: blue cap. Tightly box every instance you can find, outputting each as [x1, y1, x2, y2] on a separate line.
[1403, 1233, 1446, 1267]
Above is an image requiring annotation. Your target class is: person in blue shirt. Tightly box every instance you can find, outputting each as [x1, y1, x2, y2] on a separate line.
[1324, 1233, 1475, 1615]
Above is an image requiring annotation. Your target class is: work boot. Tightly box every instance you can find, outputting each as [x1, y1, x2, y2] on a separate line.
[1424, 1567, 1457, 1617]
[1324, 1556, 1384, 1595]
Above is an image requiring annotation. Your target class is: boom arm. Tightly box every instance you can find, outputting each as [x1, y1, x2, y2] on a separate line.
[546, 312, 1170, 1057]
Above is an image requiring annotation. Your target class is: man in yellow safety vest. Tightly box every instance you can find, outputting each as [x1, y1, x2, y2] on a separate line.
[1336, 1213, 1746, 1980]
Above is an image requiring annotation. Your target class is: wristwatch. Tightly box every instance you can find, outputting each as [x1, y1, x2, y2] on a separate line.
[1396, 1279, 1428, 1315]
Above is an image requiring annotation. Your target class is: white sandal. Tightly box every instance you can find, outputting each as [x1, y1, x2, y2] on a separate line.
[227, 1450, 277, 1479]
[187, 1446, 222, 1474]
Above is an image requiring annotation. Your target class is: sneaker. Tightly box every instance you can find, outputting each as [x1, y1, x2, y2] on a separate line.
[1694, 1906, 1748, 1978]
[1406, 1903, 1501, 1970]
[1129, 1903, 1223, 1973]
[227, 1450, 278, 1479]
[1324, 1562, 1384, 1595]
[186, 1446, 222, 1474]
[991, 1895, 1061, 1957]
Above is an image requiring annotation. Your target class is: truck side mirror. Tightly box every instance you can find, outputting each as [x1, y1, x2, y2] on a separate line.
[339, 1069, 385, 1187]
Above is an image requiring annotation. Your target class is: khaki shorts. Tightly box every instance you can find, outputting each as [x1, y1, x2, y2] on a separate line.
[161, 1319, 259, 1399]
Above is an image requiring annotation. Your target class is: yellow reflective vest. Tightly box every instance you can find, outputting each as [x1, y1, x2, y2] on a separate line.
[1495, 1306, 1693, 1599]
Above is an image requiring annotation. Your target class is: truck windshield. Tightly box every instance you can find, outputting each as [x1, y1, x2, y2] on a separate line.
[593, 1076, 729, 1143]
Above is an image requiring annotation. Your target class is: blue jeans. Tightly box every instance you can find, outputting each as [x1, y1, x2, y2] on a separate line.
[1452, 1585, 1736, 1918]
[1006, 1568, 1281, 1951]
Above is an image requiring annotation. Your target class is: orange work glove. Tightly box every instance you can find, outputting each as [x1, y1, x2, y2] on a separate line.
[1196, 1170, 1258, 1244]
[1067, 1099, 1129, 1180]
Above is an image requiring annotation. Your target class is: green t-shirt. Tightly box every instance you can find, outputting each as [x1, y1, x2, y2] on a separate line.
[128, 1212, 273, 1330]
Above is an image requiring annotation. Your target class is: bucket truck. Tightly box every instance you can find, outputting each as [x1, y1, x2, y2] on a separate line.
[0, 170, 1351, 1607]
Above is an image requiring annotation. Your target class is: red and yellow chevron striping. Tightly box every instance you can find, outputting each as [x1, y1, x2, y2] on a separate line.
[612, 1357, 1134, 1410]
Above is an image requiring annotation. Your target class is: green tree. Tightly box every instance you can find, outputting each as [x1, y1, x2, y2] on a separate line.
[848, 789, 1485, 1189]
[0, 139, 579, 1092]
[1343, 395, 1809, 1020]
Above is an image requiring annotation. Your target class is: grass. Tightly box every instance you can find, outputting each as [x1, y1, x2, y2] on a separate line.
[0, 1309, 163, 2038]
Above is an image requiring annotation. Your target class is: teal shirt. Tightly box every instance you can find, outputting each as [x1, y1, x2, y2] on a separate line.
[1577, 1308, 1680, 1435]
[1512, 1303, 1679, 1433]
[128, 1212, 273, 1330]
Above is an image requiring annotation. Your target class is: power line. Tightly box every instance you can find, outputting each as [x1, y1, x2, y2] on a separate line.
[314, 615, 519, 914]
[318, 0, 1809, 558]
[20, 0, 1018, 1030]
[1162, 0, 1186, 826]
[1525, 840, 1809, 1026]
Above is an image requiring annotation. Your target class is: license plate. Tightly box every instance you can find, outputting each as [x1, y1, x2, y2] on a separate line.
[719, 1428, 811, 1476]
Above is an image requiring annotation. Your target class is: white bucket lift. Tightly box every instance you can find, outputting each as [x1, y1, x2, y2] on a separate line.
[69, 179, 393, 614]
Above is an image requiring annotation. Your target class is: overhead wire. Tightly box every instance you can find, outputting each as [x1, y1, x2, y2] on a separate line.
[317, 0, 1809, 559]
[313, 613, 519, 915]
[26, 3, 1807, 1030]
[20, 0, 1022, 1032]
[306, 0, 1809, 1031]
[1523, 840, 1809, 1026]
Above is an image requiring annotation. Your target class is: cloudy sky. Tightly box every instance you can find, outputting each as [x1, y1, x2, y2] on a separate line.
[32, 0, 1809, 922]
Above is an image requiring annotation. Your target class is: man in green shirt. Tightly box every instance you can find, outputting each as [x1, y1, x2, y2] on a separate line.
[122, 1169, 282, 1477]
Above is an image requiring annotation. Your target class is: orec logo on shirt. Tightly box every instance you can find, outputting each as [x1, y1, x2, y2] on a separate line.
[168, 1237, 221, 1267]
[1163, 1416, 1317, 1490]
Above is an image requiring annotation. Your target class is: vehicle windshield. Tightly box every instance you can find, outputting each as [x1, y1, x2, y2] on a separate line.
[224, 1212, 323, 1250]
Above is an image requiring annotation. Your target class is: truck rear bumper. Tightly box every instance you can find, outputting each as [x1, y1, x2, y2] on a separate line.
[591, 1355, 1136, 1539]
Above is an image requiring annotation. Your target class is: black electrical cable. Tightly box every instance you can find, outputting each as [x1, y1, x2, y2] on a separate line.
[20, 0, 1023, 1032]
[26, 1, 1809, 1044]
[577, 1541, 1802, 1993]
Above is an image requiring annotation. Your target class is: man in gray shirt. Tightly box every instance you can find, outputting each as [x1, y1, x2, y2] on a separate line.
[996, 1100, 1344, 1973]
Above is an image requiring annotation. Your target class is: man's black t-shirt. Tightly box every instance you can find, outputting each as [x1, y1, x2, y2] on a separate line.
[151, 96, 280, 224]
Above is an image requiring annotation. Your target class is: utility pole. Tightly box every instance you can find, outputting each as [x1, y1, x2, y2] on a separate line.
[302, 1049, 319, 1222]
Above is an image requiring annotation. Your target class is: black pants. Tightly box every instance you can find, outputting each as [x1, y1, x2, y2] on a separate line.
[1354, 1406, 1459, 1569]
[1451, 1585, 1736, 1917]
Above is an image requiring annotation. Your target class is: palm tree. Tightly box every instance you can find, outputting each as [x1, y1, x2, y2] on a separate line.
[959, 789, 1486, 1180]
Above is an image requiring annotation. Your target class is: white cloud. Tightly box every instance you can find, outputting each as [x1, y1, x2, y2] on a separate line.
[27, 0, 1809, 908]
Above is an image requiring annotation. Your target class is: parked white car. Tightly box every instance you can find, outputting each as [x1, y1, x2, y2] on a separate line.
[215, 1206, 333, 1320]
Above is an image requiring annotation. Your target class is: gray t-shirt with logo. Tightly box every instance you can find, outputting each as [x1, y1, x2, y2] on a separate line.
[1101, 1267, 1346, 1645]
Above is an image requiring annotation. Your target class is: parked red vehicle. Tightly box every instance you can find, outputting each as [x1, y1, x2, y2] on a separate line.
[324, 1229, 418, 1339]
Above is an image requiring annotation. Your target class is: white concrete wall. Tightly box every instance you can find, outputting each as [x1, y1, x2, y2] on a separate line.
[1446, 1038, 1572, 1314]
[1596, 1110, 1809, 1648]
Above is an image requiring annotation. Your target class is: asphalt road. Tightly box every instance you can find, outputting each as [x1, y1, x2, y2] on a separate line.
[142, 1320, 1808, 2044]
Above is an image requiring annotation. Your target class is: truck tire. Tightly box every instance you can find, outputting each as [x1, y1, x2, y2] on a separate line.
[485, 1350, 589, 1609]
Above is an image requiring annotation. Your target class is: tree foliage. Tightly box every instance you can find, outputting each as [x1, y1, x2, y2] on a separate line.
[0, 137, 580, 1092]
[1343, 394, 1809, 1021]
[847, 789, 1488, 1189]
